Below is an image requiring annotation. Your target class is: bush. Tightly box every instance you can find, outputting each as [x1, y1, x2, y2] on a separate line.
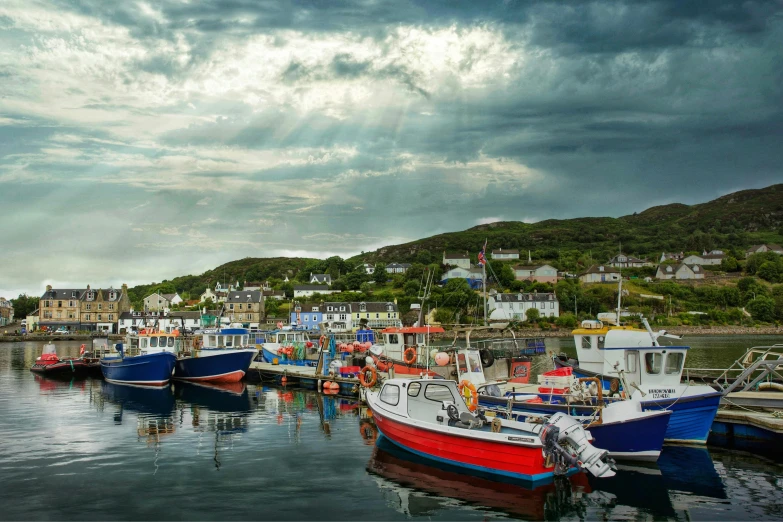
[555, 313, 578, 328]
[747, 296, 776, 322]
[525, 308, 540, 322]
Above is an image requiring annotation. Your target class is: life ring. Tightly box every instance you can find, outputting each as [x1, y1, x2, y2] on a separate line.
[609, 378, 620, 395]
[359, 366, 377, 388]
[359, 421, 378, 443]
[479, 349, 494, 368]
[320, 335, 326, 348]
[458, 380, 479, 412]
[403, 347, 417, 365]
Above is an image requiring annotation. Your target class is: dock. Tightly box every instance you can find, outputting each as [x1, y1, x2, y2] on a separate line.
[249, 361, 365, 397]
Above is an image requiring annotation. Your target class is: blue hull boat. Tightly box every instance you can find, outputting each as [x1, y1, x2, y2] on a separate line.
[553, 360, 721, 443]
[101, 352, 177, 386]
[479, 395, 671, 461]
[175, 349, 258, 383]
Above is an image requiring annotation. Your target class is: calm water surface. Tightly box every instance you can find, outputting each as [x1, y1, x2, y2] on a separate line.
[1, 336, 782, 521]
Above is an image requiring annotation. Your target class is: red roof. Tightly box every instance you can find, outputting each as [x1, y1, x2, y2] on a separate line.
[381, 326, 445, 334]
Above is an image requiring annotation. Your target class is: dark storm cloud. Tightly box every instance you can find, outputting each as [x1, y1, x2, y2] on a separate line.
[2, 0, 782, 295]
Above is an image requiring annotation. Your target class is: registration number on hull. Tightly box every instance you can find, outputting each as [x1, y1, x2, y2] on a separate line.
[648, 388, 675, 399]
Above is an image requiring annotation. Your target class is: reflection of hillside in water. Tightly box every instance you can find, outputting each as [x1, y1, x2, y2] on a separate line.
[367, 436, 613, 520]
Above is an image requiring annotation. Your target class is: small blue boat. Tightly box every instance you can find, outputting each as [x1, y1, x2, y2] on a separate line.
[100, 345, 177, 386]
[257, 327, 318, 366]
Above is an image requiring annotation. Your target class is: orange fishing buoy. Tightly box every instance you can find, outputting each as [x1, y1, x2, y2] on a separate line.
[281, 375, 288, 385]
[323, 380, 332, 389]
[329, 381, 339, 391]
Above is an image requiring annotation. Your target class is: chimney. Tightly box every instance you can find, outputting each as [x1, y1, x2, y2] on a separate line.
[86, 284, 91, 290]
[122, 284, 128, 292]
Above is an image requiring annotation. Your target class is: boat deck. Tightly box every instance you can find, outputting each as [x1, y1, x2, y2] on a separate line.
[721, 391, 783, 409]
[714, 409, 783, 434]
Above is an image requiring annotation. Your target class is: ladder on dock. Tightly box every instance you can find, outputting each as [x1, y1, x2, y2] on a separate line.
[710, 344, 783, 395]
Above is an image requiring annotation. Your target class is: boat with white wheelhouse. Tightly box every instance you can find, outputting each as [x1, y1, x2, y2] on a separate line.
[255, 326, 318, 366]
[553, 320, 721, 443]
[366, 377, 616, 483]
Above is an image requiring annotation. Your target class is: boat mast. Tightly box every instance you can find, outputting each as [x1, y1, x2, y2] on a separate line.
[616, 275, 623, 326]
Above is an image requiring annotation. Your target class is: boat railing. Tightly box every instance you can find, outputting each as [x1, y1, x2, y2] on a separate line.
[472, 337, 547, 357]
[683, 344, 783, 394]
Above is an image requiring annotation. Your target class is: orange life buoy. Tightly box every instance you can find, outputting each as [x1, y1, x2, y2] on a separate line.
[458, 379, 479, 412]
[320, 335, 326, 348]
[359, 365, 378, 388]
[403, 347, 417, 365]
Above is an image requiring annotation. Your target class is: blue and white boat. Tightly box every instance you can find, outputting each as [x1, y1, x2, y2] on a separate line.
[257, 327, 318, 366]
[553, 319, 721, 443]
[444, 336, 672, 461]
[179, 327, 258, 383]
[100, 341, 177, 386]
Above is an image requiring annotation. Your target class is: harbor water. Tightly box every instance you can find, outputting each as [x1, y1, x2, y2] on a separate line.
[1, 336, 782, 521]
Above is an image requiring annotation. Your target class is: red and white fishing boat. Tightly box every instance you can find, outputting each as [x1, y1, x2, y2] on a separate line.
[30, 342, 89, 377]
[369, 326, 444, 376]
[366, 377, 616, 484]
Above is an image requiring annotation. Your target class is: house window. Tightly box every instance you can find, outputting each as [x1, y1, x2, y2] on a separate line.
[550, 302, 554, 309]
[56, 311, 61, 319]
[97, 304, 102, 311]
[302, 315, 308, 321]
[98, 314, 102, 321]
[69, 300, 75, 307]
[229, 304, 234, 310]
[58, 301, 62, 308]
[109, 304, 114, 310]
[238, 304, 243, 310]
[540, 303, 545, 309]
[84, 314, 90, 321]
[339, 314, 347, 321]
[86, 304, 91, 311]
[312, 307, 319, 312]
[108, 314, 113, 321]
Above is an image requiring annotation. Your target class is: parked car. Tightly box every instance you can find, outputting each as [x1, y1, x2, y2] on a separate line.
[54, 327, 69, 335]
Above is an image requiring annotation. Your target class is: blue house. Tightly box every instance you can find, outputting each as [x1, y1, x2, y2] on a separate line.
[290, 303, 323, 331]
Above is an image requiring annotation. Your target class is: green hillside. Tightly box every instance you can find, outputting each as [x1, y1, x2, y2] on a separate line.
[351, 184, 783, 268]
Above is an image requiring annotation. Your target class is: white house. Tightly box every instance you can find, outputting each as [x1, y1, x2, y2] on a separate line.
[358, 263, 376, 275]
[491, 249, 520, 260]
[513, 264, 558, 284]
[143, 292, 182, 311]
[745, 244, 783, 257]
[310, 273, 332, 285]
[442, 266, 484, 282]
[656, 263, 705, 280]
[293, 285, 342, 298]
[488, 292, 560, 320]
[660, 252, 685, 263]
[579, 265, 621, 284]
[200, 282, 231, 303]
[169, 311, 201, 331]
[443, 251, 471, 269]
[386, 263, 412, 274]
[118, 311, 170, 333]
[607, 254, 652, 268]
[682, 252, 724, 266]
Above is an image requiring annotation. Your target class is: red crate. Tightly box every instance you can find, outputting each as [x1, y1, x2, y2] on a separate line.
[339, 366, 361, 375]
[538, 387, 569, 395]
[542, 367, 572, 377]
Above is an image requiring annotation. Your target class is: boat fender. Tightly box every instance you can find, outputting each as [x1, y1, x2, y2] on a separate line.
[359, 366, 378, 388]
[608, 378, 620, 395]
[359, 421, 378, 442]
[458, 380, 479, 412]
[329, 381, 339, 391]
[479, 349, 494, 368]
[403, 347, 417, 365]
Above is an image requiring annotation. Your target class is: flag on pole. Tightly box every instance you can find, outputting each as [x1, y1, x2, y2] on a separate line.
[478, 240, 487, 266]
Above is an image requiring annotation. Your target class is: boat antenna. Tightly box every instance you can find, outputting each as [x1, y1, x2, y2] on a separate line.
[616, 275, 623, 326]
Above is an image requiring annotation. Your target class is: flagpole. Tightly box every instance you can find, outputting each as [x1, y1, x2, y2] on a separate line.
[483, 238, 488, 326]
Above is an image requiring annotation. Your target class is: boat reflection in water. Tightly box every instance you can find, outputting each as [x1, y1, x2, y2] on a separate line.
[585, 445, 727, 518]
[174, 380, 253, 413]
[367, 435, 613, 520]
[99, 380, 177, 418]
[33, 373, 88, 393]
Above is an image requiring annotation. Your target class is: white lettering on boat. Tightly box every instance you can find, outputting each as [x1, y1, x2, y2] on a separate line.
[508, 436, 536, 443]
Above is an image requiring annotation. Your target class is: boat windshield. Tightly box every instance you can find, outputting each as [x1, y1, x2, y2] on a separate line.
[167, 336, 175, 348]
[41, 343, 57, 355]
[150, 337, 158, 348]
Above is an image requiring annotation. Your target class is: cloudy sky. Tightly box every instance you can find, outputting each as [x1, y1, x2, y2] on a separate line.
[1, 0, 782, 297]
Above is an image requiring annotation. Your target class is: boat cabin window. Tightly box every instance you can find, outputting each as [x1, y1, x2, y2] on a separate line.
[626, 352, 637, 373]
[141, 338, 148, 349]
[217, 336, 225, 348]
[468, 352, 482, 372]
[226, 336, 233, 347]
[168, 337, 175, 348]
[243, 335, 249, 345]
[644, 353, 663, 375]
[235, 335, 243, 346]
[457, 353, 468, 375]
[387, 334, 399, 344]
[150, 337, 158, 348]
[581, 336, 592, 350]
[424, 383, 456, 403]
[407, 382, 421, 397]
[665, 353, 684, 374]
[208, 335, 217, 347]
[380, 384, 400, 406]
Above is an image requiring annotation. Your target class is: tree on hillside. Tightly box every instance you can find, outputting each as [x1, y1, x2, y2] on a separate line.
[11, 294, 38, 319]
[374, 263, 388, 284]
[747, 296, 776, 322]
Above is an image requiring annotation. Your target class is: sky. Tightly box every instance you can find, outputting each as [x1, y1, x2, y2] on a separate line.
[1, 0, 782, 297]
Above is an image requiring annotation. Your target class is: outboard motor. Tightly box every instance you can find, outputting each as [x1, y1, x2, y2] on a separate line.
[540, 413, 616, 478]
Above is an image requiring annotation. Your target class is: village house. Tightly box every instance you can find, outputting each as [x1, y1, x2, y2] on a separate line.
[513, 264, 558, 284]
[682, 251, 725, 266]
[443, 251, 471, 269]
[39, 286, 87, 332]
[607, 254, 652, 268]
[745, 244, 783, 257]
[488, 292, 560, 320]
[386, 263, 412, 274]
[200, 282, 233, 303]
[0, 297, 14, 326]
[660, 252, 685, 263]
[225, 290, 265, 328]
[656, 263, 705, 280]
[26, 308, 39, 332]
[309, 273, 332, 285]
[358, 263, 375, 275]
[579, 265, 621, 284]
[349, 301, 401, 329]
[491, 248, 520, 260]
[80, 285, 132, 333]
[322, 301, 352, 331]
[143, 292, 182, 311]
[441, 266, 484, 283]
[118, 311, 180, 333]
[169, 311, 202, 331]
[293, 285, 342, 298]
[290, 303, 324, 330]
[262, 289, 286, 300]
[242, 281, 263, 291]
